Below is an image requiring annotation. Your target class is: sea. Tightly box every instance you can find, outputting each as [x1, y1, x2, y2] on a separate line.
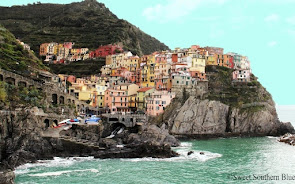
[15, 105, 295, 184]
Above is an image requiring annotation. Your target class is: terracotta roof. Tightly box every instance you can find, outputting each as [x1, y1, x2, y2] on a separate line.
[137, 87, 153, 92]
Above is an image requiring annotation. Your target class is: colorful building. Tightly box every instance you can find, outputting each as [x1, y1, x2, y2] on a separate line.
[146, 90, 175, 116]
[136, 87, 155, 111]
[232, 70, 251, 82]
[90, 44, 123, 58]
[104, 83, 140, 113]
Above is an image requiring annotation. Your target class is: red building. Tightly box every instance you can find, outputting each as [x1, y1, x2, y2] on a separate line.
[172, 53, 178, 63]
[90, 44, 123, 58]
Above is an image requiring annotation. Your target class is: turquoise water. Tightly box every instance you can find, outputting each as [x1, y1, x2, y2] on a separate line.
[15, 137, 295, 184]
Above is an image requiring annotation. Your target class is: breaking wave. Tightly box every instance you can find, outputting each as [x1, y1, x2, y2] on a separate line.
[121, 142, 222, 162]
[28, 169, 99, 177]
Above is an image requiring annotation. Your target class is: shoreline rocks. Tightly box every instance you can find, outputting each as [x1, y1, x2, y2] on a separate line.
[0, 170, 15, 184]
[279, 133, 295, 146]
[160, 97, 294, 138]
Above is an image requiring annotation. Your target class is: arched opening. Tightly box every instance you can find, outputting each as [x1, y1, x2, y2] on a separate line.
[72, 100, 75, 104]
[68, 99, 71, 104]
[59, 96, 65, 104]
[5, 77, 15, 85]
[0, 74, 3, 81]
[18, 81, 27, 88]
[44, 119, 50, 128]
[77, 105, 80, 112]
[53, 120, 58, 127]
[52, 94, 58, 105]
[110, 122, 126, 132]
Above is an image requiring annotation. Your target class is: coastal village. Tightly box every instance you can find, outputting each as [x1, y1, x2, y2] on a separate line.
[39, 42, 252, 116]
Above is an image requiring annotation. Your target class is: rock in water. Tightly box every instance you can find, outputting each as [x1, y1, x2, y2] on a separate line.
[279, 134, 295, 146]
[187, 151, 194, 156]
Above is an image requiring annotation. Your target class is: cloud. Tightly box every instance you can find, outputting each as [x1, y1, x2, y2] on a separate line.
[142, 0, 227, 22]
[264, 14, 279, 22]
[267, 41, 277, 47]
[286, 16, 295, 25]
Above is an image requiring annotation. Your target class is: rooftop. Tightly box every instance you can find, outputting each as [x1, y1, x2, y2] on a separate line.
[137, 87, 153, 92]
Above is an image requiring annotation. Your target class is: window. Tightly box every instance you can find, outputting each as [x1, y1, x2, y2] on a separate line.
[177, 81, 179, 84]
[162, 101, 166, 104]
[156, 106, 159, 110]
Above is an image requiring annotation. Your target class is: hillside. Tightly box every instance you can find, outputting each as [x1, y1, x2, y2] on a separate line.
[0, 0, 169, 56]
[49, 58, 105, 77]
[0, 25, 48, 74]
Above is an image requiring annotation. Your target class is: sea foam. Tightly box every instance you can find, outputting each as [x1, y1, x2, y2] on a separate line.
[121, 142, 222, 162]
[28, 169, 99, 177]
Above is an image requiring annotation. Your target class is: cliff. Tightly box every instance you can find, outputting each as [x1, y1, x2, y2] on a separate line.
[0, 25, 48, 73]
[0, 109, 178, 181]
[152, 66, 294, 138]
[0, 0, 169, 56]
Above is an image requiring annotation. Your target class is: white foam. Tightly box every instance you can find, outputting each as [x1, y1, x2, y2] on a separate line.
[16, 157, 94, 171]
[28, 169, 99, 177]
[121, 142, 222, 162]
[267, 136, 277, 139]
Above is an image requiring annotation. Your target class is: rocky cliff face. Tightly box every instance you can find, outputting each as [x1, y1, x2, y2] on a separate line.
[152, 66, 295, 138]
[0, 108, 179, 183]
[158, 96, 294, 138]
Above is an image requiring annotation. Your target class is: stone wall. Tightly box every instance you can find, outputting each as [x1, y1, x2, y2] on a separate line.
[171, 80, 208, 99]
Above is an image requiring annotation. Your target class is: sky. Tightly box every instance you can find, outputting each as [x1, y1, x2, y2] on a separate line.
[1, 0, 295, 105]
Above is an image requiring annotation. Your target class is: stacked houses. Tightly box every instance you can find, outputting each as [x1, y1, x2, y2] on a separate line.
[56, 44, 252, 116]
[40, 42, 89, 63]
[39, 43, 124, 64]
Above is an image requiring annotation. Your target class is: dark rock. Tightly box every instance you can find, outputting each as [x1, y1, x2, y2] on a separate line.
[187, 151, 194, 156]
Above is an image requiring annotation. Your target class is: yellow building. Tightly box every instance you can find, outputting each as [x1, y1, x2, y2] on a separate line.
[126, 56, 140, 72]
[136, 87, 155, 111]
[191, 54, 206, 73]
[128, 94, 137, 111]
[146, 55, 155, 87]
[206, 54, 218, 65]
[141, 64, 149, 87]
[95, 85, 106, 108]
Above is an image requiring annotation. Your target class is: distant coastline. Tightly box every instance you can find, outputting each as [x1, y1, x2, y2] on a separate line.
[277, 105, 295, 127]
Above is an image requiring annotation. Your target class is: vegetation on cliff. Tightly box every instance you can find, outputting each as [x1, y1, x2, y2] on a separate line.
[0, 25, 48, 73]
[0, 0, 169, 56]
[0, 82, 45, 109]
[206, 65, 272, 109]
[48, 58, 105, 77]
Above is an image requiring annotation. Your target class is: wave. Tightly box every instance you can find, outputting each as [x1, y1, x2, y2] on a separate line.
[121, 142, 222, 162]
[15, 157, 95, 175]
[28, 169, 99, 177]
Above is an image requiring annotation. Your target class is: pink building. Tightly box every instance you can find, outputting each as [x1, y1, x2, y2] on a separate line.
[67, 75, 76, 83]
[63, 42, 74, 49]
[232, 70, 251, 82]
[146, 90, 175, 116]
[104, 84, 139, 113]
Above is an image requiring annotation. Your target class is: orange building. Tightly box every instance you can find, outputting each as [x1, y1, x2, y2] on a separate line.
[40, 43, 49, 56]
